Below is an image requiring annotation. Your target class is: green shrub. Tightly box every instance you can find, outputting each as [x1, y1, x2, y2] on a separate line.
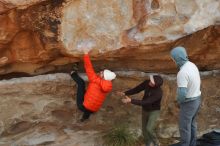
[103, 125, 138, 146]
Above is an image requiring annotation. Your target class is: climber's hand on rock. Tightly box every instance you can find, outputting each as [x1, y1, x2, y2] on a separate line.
[77, 39, 95, 54]
[81, 47, 91, 54]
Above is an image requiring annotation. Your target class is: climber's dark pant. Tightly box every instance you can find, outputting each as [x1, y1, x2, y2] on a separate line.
[71, 72, 93, 120]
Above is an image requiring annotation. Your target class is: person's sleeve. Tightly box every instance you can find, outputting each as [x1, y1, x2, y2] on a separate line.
[84, 54, 97, 81]
[177, 87, 187, 103]
[131, 90, 162, 106]
[176, 72, 188, 103]
[124, 80, 147, 96]
[177, 72, 188, 88]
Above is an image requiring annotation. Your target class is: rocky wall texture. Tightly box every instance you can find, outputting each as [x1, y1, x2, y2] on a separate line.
[0, 72, 219, 145]
[0, 0, 220, 76]
[0, 1, 220, 145]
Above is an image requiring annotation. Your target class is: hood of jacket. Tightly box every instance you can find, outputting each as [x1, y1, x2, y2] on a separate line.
[153, 75, 163, 88]
[100, 80, 112, 92]
[170, 46, 189, 68]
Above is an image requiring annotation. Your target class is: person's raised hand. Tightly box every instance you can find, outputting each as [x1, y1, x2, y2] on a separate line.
[82, 47, 92, 54]
[76, 39, 95, 54]
[116, 91, 125, 97]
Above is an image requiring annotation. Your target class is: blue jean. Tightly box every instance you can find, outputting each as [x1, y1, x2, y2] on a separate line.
[179, 97, 201, 146]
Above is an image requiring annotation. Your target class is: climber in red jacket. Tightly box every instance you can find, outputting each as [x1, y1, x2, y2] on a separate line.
[70, 50, 116, 122]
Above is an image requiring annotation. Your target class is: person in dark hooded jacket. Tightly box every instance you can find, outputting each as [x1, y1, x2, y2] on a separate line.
[117, 75, 163, 146]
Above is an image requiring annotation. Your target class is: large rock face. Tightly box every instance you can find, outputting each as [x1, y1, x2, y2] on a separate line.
[0, 72, 219, 146]
[0, 0, 220, 75]
[0, 1, 220, 145]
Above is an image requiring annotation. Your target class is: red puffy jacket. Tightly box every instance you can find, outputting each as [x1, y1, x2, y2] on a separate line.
[83, 54, 113, 112]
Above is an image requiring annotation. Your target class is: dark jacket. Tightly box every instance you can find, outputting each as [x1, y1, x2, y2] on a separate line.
[124, 75, 163, 111]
